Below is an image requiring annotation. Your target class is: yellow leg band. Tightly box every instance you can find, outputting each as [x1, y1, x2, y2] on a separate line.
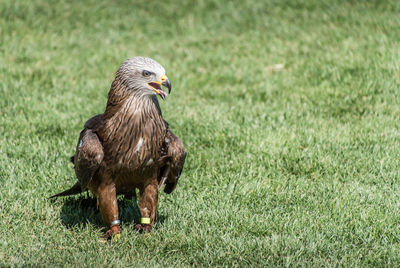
[141, 217, 151, 224]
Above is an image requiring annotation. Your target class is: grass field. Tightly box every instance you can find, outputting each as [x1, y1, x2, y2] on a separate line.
[1, 0, 400, 266]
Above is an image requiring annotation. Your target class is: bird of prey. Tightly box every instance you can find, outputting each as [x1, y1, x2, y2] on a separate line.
[51, 57, 186, 238]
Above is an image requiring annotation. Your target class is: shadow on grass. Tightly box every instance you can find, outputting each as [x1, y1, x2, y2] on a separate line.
[56, 194, 167, 231]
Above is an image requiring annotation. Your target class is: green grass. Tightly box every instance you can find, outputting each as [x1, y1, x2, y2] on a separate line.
[1, 0, 400, 266]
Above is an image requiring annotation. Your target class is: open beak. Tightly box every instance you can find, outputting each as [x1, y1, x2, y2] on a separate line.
[147, 74, 172, 100]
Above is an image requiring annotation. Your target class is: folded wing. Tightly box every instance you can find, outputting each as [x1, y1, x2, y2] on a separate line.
[50, 116, 104, 198]
[158, 129, 186, 194]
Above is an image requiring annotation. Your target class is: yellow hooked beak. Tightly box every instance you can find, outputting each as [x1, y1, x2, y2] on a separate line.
[147, 74, 171, 100]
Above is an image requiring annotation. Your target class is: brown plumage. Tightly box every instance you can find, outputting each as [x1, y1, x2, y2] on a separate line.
[51, 57, 186, 237]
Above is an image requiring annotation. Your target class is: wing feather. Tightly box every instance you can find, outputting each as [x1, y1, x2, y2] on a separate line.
[49, 115, 104, 198]
[74, 128, 104, 190]
[159, 129, 186, 194]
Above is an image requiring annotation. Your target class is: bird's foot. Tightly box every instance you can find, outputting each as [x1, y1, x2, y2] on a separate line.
[101, 225, 121, 242]
[134, 224, 152, 233]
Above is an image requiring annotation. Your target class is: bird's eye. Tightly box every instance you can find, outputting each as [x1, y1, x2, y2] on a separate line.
[142, 70, 151, 77]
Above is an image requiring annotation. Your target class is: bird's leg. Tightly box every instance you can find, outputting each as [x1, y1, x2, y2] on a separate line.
[135, 181, 158, 232]
[97, 182, 121, 240]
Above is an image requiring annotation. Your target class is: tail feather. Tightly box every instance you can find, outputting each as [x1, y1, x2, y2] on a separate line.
[49, 182, 83, 198]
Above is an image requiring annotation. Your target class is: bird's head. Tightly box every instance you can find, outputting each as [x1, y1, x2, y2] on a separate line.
[115, 57, 171, 99]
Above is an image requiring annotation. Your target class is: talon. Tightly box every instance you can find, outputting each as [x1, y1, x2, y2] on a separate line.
[112, 233, 121, 242]
[134, 224, 152, 233]
[101, 224, 121, 241]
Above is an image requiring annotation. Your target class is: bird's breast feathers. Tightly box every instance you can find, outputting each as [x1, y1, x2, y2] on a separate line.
[100, 95, 167, 172]
[103, 122, 166, 170]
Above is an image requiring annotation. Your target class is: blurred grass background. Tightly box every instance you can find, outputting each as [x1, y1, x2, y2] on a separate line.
[1, 0, 400, 266]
